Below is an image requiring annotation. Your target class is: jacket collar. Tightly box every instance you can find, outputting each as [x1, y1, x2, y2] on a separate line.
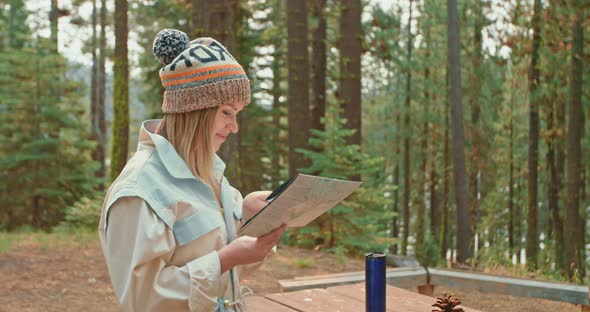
[138, 119, 226, 180]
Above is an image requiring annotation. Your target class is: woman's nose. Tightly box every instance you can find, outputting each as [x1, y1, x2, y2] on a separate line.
[227, 117, 239, 133]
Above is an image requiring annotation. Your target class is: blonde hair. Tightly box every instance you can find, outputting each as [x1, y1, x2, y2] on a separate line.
[155, 107, 220, 199]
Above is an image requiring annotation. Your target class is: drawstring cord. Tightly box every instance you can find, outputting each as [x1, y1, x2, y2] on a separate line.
[226, 285, 254, 311]
[215, 285, 254, 312]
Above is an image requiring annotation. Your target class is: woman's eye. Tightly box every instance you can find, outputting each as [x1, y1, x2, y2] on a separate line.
[223, 111, 232, 117]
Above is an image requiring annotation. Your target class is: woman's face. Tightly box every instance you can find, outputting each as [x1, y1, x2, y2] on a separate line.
[211, 102, 245, 152]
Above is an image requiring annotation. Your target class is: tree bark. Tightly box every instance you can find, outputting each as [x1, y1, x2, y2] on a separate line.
[508, 68, 515, 258]
[391, 6, 403, 256]
[392, 153, 400, 254]
[287, 0, 310, 177]
[311, 0, 326, 133]
[96, 0, 107, 180]
[440, 67, 450, 260]
[32, 53, 42, 227]
[469, 1, 483, 251]
[564, 10, 584, 282]
[339, 0, 362, 146]
[207, 0, 237, 49]
[90, 0, 101, 180]
[191, 0, 208, 38]
[401, 0, 413, 256]
[430, 160, 439, 241]
[545, 67, 564, 270]
[447, 0, 471, 263]
[271, 50, 282, 186]
[525, 0, 541, 271]
[428, 11, 439, 241]
[49, 0, 58, 53]
[555, 56, 566, 269]
[110, 0, 129, 181]
[417, 13, 429, 251]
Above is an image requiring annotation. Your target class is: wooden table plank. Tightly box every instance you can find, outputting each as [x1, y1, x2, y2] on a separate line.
[244, 296, 299, 311]
[265, 288, 366, 312]
[327, 283, 482, 312]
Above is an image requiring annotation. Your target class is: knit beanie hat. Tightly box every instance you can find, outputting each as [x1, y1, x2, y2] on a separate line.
[152, 29, 250, 113]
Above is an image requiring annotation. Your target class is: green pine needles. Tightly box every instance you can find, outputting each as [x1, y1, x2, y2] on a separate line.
[293, 101, 395, 256]
[0, 10, 100, 230]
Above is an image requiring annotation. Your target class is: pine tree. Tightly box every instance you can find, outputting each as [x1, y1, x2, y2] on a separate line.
[0, 3, 99, 229]
[364, 3, 403, 254]
[298, 101, 391, 252]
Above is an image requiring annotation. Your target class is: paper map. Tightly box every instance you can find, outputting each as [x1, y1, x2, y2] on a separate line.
[237, 174, 362, 237]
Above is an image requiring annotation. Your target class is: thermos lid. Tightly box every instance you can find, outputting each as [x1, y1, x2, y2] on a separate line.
[365, 252, 386, 259]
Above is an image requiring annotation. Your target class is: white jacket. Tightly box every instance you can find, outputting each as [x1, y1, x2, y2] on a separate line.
[99, 119, 251, 312]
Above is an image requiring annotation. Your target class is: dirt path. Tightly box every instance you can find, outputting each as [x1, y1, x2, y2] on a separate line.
[0, 233, 581, 311]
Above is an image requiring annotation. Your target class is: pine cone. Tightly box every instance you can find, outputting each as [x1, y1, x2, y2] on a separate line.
[431, 293, 465, 312]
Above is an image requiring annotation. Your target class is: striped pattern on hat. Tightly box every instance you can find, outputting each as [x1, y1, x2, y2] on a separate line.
[153, 30, 250, 114]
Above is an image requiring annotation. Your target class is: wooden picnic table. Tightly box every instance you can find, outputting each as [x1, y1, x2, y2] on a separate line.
[245, 282, 482, 311]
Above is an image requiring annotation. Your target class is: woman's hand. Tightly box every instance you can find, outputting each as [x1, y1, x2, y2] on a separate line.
[218, 224, 286, 273]
[242, 191, 272, 221]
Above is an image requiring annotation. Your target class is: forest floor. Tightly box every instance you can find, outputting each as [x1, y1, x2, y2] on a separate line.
[0, 232, 582, 312]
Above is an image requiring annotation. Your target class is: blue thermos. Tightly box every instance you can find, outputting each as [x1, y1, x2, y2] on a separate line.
[365, 252, 386, 312]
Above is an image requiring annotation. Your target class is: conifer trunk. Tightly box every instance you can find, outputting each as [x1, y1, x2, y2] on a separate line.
[469, 1, 483, 250]
[49, 0, 58, 53]
[339, 0, 362, 146]
[271, 49, 282, 186]
[430, 163, 439, 240]
[448, 0, 471, 263]
[270, 0, 285, 187]
[311, 0, 326, 133]
[32, 53, 42, 228]
[90, 0, 100, 179]
[417, 19, 430, 250]
[526, 0, 541, 271]
[508, 75, 515, 257]
[440, 68, 449, 260]
[401, 0, 413, 256]
[564, 10, 584, 282]
[546, 88, 564, 271]
[96, 0, 106, 180]
[392, 154, 400, 254]
[287, 0, 310, 177]
[110, 0, 129, 181]
[391, 6, 403, 256]
[191, 0, 207, 38]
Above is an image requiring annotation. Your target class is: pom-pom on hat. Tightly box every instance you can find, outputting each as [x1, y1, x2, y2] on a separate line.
[152, 29, 250, 114]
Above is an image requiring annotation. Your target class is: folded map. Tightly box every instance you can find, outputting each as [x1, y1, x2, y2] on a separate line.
[238, 174, 362, 237]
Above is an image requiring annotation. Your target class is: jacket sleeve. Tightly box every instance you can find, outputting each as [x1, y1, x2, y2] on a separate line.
[101, 196, 222, 312]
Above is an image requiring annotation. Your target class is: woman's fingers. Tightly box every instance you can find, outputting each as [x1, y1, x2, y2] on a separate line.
[256, 191, 272, 201]
[258, 224, 286, 246]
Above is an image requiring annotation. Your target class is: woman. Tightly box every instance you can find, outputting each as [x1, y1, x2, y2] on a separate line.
[98, 29, 285, 312]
